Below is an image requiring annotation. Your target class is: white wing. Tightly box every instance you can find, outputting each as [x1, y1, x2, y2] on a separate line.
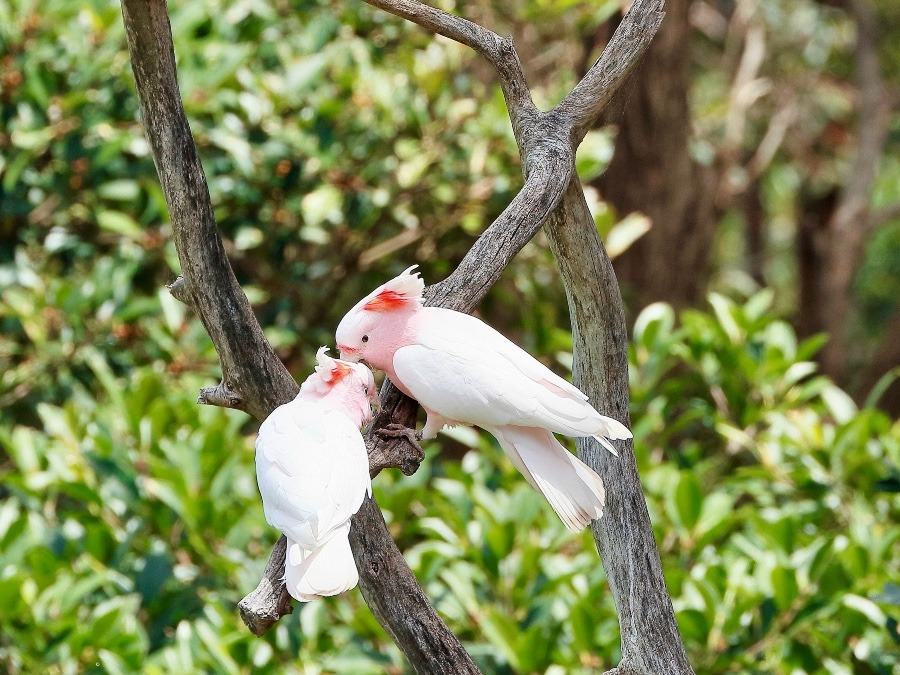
[255, 400, 371, 551]
[393, 308, 631, 439]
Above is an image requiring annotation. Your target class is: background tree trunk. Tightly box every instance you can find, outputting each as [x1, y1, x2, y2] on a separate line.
[594, 0, 717, 312]
[797, 0, 891, 392]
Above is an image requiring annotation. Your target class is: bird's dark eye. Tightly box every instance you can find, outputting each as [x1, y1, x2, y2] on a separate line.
[362, 335, 369, 343]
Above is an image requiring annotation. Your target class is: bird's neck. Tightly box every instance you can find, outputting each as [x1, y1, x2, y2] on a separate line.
[368, 307, 421, 375]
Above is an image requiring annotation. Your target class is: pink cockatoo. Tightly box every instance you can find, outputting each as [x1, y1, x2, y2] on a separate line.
[335, 266, 632, 532]
[255, 347, 377, 601]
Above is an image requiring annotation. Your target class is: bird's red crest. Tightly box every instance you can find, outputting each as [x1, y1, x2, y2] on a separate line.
[363, 289, 409, 312]
[321, 360, 352, 385]
[359, 265, 424, 312]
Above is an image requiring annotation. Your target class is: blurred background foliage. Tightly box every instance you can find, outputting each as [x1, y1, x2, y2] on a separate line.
[0, 0, 898, 673]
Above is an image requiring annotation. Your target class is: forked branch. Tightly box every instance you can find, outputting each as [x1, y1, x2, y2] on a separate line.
[121, 0, 474, 669]
[556, 0, 666, 144]
[122, 0, 678, 672]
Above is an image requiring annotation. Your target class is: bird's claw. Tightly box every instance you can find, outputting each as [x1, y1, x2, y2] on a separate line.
[379, 423, 423, 443]
[376, 423, 425, 475]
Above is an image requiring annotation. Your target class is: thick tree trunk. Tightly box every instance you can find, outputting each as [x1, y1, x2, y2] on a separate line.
[594, 0, 716, 311]
[817, 0, 889, 383]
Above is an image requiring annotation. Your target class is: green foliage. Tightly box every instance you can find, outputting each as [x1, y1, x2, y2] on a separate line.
[3, 259, 898, 673]
[2, 0, 898, 673]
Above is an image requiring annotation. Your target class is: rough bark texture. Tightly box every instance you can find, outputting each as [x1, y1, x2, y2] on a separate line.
[121, 0, 690, 672]
[546, 182, 693, 675]
[595, 0, 716, 311]
[120, 0, 299, 422]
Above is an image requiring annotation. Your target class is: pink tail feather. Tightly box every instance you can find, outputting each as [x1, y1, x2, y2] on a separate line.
[491, 426, 606, 532]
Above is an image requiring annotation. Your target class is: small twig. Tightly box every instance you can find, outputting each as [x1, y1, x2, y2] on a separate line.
[555, 0, 665, 144]
[367, 417, 425, 477]
[166, 275, 189, 304]
[197, 380, 244, 410]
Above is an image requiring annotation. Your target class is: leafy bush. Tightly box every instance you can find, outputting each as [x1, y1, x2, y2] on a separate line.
[2, 274, 897, 672]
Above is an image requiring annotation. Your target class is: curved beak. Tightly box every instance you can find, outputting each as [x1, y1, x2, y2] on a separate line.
[338, 344, 360, 362]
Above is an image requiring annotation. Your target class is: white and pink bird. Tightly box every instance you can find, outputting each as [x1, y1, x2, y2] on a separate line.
[255, 347, 377, 601]
[336, 266, 632, 532]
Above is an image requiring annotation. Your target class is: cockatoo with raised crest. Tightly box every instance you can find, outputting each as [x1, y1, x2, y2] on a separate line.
[255, 347, 377, 601]
[335, 266, 631, 532]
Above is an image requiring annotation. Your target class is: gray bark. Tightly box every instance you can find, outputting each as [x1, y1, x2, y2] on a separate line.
[120, 0, 690, 672]
[547, 181, 693, 674]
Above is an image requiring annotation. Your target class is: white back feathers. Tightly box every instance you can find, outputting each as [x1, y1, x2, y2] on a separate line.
[255, 348, 373, 602]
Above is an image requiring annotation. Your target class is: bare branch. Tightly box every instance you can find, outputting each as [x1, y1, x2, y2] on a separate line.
[361, 0, 538, 140]
[120, 0, 298, 421]
[366, 401, 426, 477]
[121, 1, 475, 669]
[545, 181, 694, 674]
[429, 145, 574, 311]
[123, 0, 683, 670]
[238, 536, 293, 636]
[556, 0, 666, 144]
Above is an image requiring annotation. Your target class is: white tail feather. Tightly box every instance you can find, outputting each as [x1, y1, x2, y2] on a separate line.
[492, 426, 605, 532]
[284, 528, 359, 602]
[593, 434, 621, 457]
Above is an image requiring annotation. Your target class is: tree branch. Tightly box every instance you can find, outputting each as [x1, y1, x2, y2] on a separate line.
[120, 0, 298, 422]
[546, 182, 694, 674]
[361, 0, 538, 140]
[121, 1, 475, 669]
[429, 147, 573, 311]
[123, 0, 685, 671]
[555, 0, 665, 144]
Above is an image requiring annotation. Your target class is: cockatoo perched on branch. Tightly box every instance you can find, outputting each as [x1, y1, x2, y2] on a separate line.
[335, 266, 631, 532]
[255, 347, 377, 601]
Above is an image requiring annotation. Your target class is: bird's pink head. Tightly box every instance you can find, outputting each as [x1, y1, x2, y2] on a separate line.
[335, 265, 424, 371]
[299, 347, 378, 427]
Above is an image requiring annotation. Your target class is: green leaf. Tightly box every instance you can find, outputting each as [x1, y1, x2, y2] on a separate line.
[96, 210, 143, 238]
[674, 473, 703, 531]
[772, 566, 798, 609]
[821, 384, 858, 424]
[843, 594, 887, 626]
[607, 212, 652, 259]
[98, 179, 140, 201]
[708, 293, 742, 342]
